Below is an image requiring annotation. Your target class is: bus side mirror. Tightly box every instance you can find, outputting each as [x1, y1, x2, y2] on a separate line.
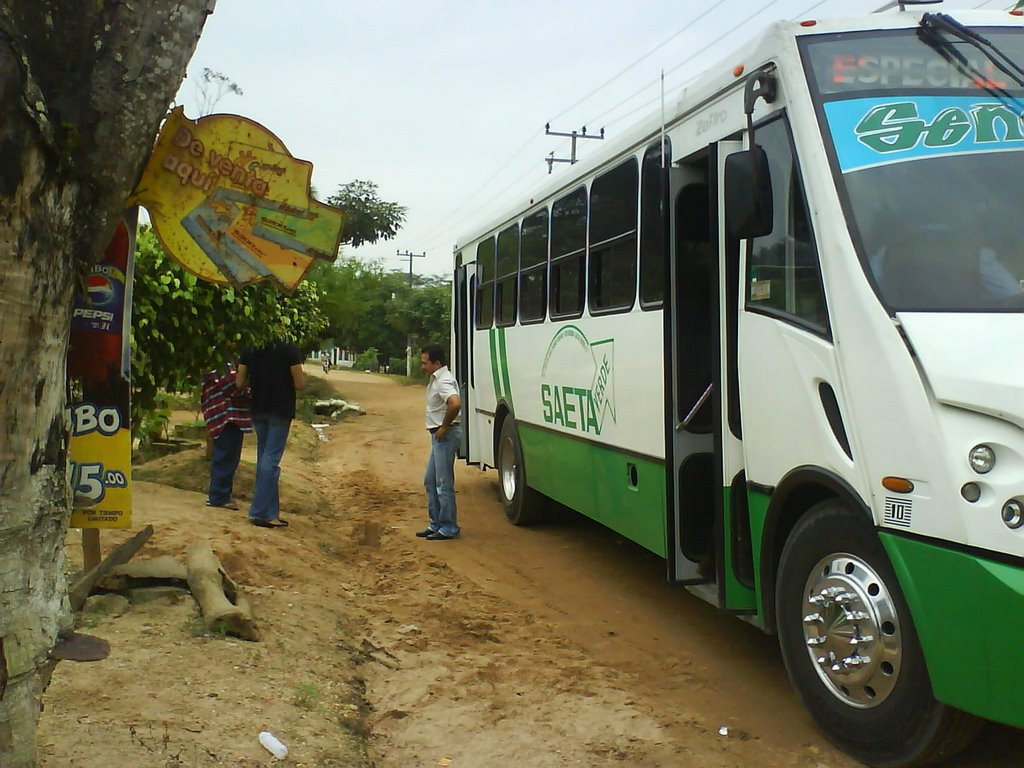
[725, 148, 773, 240]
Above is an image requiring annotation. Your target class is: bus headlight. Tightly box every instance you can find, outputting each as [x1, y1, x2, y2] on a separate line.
[1001, 499, 1024, 530]
[969, 444, 996, 474]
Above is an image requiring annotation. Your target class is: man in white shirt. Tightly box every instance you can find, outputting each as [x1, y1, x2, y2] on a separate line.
[417, 343, 462, 540]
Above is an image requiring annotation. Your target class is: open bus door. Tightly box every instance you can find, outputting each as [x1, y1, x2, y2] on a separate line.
[666, 140, 756, 614]
[454, 257, 472, 462]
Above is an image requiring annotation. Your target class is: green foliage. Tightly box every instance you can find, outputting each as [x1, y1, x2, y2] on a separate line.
[355, 347, 379, 371]
[309, 258, 451, 362]
[131, 226, 326, 433]
[138, 406, 170, 442]
[387, 274, 452, 353]
[292, 682, 321, 710]
[308, 258, 406, 358]
[327, 180, 406, 248]
[388, 357, 407, 376]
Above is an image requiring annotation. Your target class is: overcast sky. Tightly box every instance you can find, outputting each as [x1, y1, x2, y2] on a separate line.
[174, 0, 1012, 278]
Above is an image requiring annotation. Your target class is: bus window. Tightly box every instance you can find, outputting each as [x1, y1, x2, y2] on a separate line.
[746, 117, 828, 334]
[640, 139, 671, 307]
[589, 158, 639, 314]
[475, 237, 496, 329]
[550, 187, 587, 319]
[519, 208, 548, 324]
[496, 224, 519, 327]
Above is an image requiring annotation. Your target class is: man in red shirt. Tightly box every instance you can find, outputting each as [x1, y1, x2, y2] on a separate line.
[202, 365, 252, 511]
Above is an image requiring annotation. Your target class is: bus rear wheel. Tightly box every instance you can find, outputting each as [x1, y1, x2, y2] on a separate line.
[497, 418, 544, 525]
[775, 500, 980, 767]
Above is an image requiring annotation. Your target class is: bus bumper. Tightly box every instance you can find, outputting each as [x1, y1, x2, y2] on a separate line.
[881, 532, 1024, 728]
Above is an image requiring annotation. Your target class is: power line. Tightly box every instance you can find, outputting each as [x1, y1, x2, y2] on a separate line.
[412, 0, 794, 246]
[416, 0, 885, 252]
[546, 0, 731, 126]
[579, 0, 828, 145]
[410, 0, 732, 247]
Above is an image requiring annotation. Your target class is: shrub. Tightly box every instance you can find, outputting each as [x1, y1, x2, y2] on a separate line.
[355, 347, 379, 371]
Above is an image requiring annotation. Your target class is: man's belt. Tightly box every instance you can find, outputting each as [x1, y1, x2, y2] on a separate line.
[428, 422, 459, 434]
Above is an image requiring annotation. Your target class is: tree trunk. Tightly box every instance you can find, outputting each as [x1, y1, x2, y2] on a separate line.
[0, 3, 215, 764]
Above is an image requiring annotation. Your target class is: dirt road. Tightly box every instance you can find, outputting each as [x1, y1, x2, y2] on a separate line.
[38, 366, 1024, 766]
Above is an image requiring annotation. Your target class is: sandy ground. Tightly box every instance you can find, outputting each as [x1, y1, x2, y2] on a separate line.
[37, 365, 1024, 767]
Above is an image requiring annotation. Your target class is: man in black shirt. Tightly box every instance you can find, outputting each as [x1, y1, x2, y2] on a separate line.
[236, 339, 305, 528]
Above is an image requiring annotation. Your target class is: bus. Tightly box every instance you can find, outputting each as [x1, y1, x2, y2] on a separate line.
[451, 7, 1024, 767]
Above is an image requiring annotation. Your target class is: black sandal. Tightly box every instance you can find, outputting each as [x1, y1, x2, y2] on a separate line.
[251, 518, 289, 528]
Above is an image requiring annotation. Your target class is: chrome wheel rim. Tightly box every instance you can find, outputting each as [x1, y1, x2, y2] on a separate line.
[498, 434, 517, 503]
[801, 552, 902, 708]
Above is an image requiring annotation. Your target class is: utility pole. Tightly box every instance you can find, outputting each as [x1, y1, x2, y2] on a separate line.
[544, 123, 605, 173]
[396, 249, 426, 288]
[396, 249, 426, 375]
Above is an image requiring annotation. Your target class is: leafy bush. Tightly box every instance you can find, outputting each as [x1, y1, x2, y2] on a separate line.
[388, 357, 407, 376]
[131, 226, 327, 436]
[355, 347, 379, 371]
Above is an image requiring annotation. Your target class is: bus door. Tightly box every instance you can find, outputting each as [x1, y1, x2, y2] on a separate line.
[666, 151, 718, 589]
[667, 141, 758, 613]
[714, 140, 758, 613]
[454, 258, 473, 462]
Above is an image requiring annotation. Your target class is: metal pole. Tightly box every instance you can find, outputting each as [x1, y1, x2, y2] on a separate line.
[396, 250, 425, 375]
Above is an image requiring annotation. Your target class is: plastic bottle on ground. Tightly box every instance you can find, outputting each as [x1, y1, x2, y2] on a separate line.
[258, 731, 288, 759]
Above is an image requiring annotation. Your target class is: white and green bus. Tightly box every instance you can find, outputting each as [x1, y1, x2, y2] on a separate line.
[451, 7, 1024, 767]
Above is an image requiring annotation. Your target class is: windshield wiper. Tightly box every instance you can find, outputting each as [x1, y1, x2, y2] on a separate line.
[918, 12, 1024, 108]
[923, 13, 1024, 86]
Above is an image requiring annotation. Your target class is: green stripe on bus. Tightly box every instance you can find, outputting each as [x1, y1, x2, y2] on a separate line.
[488, 328, 501, 402]
[721, 485, 757, 613]
[519, 422, 666, 557]
[881, 533, 1024, 727]
[497, 327, 514, 409]
[747, 487, 771, 623]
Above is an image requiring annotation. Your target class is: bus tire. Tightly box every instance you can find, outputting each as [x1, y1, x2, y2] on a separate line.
[497, 418, 544, 526]
[775, 499, 981, 767]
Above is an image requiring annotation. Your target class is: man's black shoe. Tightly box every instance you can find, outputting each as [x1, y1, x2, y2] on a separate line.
[425, 532, 456, 540]
[415, 528, 435, 537]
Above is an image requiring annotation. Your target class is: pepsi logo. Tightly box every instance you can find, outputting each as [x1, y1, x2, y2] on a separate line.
[87, 275, 118, 307]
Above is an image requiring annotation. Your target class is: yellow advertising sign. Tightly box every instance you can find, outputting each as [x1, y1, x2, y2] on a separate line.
[131, 108, 344, 292]
[68, 214, 136, 529]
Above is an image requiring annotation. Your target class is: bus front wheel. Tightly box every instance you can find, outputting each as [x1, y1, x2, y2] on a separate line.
[496, 419, 545, 526]
[775, 500, 980, 767]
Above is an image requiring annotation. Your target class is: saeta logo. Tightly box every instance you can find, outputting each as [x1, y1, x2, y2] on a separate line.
[539, 326, 615, 436]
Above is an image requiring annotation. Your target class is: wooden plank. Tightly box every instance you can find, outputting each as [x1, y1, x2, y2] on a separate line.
[68, 525, 154, 611]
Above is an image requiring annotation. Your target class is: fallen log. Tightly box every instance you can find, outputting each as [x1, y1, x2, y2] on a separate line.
[96, 555, 188, 592]
[185, 540, 261, 641]
[68, 525, 154, 611]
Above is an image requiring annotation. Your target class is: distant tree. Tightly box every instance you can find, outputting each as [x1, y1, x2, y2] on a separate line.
[387, 275, 452, 352]
[0, 2, 214, 763]
[310, 256, 451, 365]
[131, 227, 326, 431]
[194, 67, 243, 115]
[308, 257, 405, 358]
[327, 180, 407, 247]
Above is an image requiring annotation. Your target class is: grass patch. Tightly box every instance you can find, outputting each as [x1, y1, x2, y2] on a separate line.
[293, 682, 322, 710]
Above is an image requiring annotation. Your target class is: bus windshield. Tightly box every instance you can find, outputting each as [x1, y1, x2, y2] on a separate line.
[801, 27, 1024, 312]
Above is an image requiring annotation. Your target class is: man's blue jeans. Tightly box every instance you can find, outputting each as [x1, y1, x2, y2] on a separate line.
[250, 414, 291, 522]
[207, 423, 244, 506]
[424, 425, 462, 538]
